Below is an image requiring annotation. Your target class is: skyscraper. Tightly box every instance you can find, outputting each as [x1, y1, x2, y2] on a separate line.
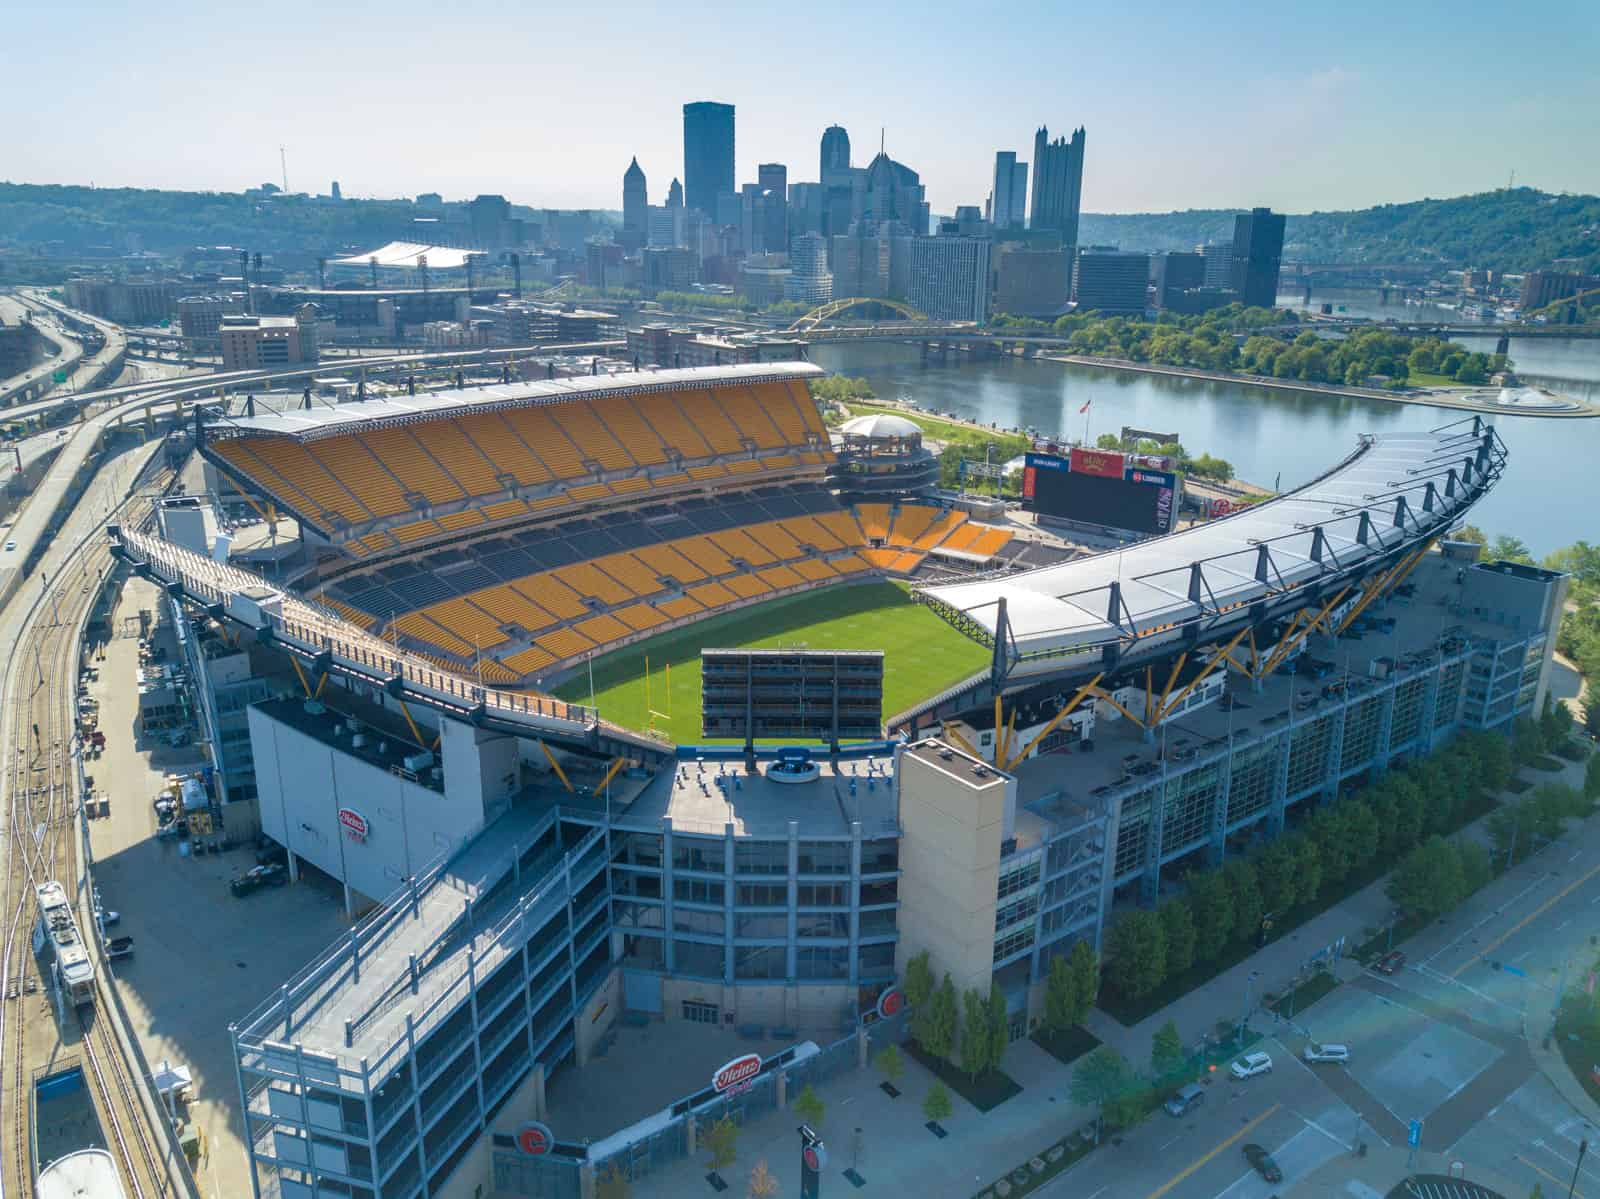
[784, 232, 833, 304]
[622, 157, 648, 250]
[1030, 125, 1086, 245]
[758, 163, 788, 253]
[683, 101, 735, 216]
[666, 178, 683, 208]
[820, 125, 850, 178]
[863, 151, 928, 235]
[908, 237, 992, 323]
[990, 151, 1028, 230]
[1230, 207, 1286, 309]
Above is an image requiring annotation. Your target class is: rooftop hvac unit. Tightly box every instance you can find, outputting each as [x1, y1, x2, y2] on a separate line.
[404, 750, 435, 773]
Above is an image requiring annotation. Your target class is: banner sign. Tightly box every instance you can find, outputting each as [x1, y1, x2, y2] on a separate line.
[1069, 448, 1126, 479]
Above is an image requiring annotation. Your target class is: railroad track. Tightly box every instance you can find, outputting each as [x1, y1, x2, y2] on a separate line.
[0, 457, 178, 1199]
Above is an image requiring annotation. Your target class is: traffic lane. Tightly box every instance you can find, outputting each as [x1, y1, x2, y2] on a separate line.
[1212, 1121, 1351, 1199]
[1449, 1074, 1598, 1197]
[1037, 1049, 1353, 1198]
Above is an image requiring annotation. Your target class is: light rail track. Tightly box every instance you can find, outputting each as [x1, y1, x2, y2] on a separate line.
[0, 460, 178, 1199]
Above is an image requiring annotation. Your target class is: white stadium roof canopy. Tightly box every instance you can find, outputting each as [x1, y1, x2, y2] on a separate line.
[330, 241, 485, 270]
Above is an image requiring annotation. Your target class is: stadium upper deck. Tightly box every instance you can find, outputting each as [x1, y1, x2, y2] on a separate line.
[200, 363, 833, 555]
[918, 419, 1506, 675]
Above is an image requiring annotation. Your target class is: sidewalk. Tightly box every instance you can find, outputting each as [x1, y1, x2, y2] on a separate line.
[1286, 1143, 1530, 1199]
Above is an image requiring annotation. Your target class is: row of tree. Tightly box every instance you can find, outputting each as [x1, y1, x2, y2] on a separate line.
[1237, 329, 1503, 387]
[1092, 433, 1234, 483]
[1104, 729, 1516, 1002]
[901, 950, 1012, 1080]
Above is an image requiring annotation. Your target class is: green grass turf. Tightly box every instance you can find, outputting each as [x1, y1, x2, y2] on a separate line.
[554, 581, 988, 742]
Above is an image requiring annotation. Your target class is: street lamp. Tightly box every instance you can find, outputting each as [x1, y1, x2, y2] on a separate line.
[1568, 1138, 1587, 1199]
[1238, 970, 1261, 1045]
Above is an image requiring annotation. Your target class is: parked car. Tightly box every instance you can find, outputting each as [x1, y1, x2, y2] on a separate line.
[1242, 1143, 1283, 1183]
[1375, 950, 1406, 975]
[107, 936, 135, 960]
[94, 905, 120, 928]
[1230, 1051, 1273, 1079]
[1304, 1042, 1350, 1064]
[1164, 1083, 1205, 1117]
[230, 863, 288, 897]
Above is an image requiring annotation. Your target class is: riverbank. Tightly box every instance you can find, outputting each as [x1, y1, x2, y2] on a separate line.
[1040, 352, 1598, 417]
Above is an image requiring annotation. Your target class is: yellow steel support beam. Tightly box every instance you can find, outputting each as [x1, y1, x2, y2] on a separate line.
[993, 695, 1004, 763]
[538, 740, 574, 792]
[1153, 628, 1250, 724]
[397, 701, 427, 749]
[597, 756, 627, 794]
[1001, 708, 1018, 769]
[288, 654, 313, 697]
[1002, 673, 1105, 770]
[1088, 685, 1146, 728]
[1143, 667, 1155, 726]
[1331, 543, 1434, 636]
[1156, 653, 1188, 713]
[1256, 608, 1310, 678]
[314, 672, 329, 699]
[940, 723, 984, 762]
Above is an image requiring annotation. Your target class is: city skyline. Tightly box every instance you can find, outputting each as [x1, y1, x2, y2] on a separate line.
[7, 0, 1598, 214]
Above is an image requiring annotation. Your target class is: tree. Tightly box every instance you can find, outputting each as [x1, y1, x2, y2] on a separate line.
[1255, 840, 1298, 916]
[1151, 1019, 1185, 1078]
[986, 983, 1010, 1076]
[1223, 860, 1263, 948]
[1489, 534, 1534, 565]
[1586, 753, 1600, 802]
[1294, 837, 1324, 906]
[905, 951, 936, 1049]
[1160, 899, 1197, 978]
[1346, 800, 1381, 870]
[1308, 805, 1352, 886]
[596, 1162, 631, 1199]
[874, 1043, 904, 1088]
[1043, 953, 1075, 1036]
[1458, 839, 1493, 896]
[1070, 1047, 1134, 1133]
[922, 975, 958, 1063]
[1187, 870, 1234, 963]
[1106, 909, 1167, 1000]
[1470, 730, 1515, 794]
[1067, 939, 1100, 1026]
[1454, 525, 1488, 547]
[1387, 836, 1466, 920]
[922, 1081, 952, 1124]
[793, 1084, 825, 1128]
[960, 989, 989, 1080]
[747, 1160, 780, 1199]
[703, 1115, 739, 1172]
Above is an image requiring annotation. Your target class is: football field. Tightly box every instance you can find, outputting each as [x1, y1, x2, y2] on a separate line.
[553, 581, 988, 742]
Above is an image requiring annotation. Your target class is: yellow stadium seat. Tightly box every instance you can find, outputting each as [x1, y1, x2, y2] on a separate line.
[724, 572, 771, 599]
[592, 395, 668, 465]
[676, 389, 743, 454]
[855, 504, 893, 541]
[656, 596, 704, 620]
[633, 393, 714, 459]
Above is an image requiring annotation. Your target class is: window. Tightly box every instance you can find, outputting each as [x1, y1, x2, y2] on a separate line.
[796, 841, 850, 875]
[613, 872, 662, 900]
[997, 860, 1041, 899]
[798, 883, 847, 908]
[860, 840, 899, 874]
[621, 935, 664, 970]
[735, 944, 785, 980]
[796, 912, 848, 939]
[673, 909, 724, 936]
[613, 833, 663, 869]
[734, 913, 787, 939]
[612, 900, 664, 931]
[858, 908, 897, 938]
[673, 940, 724, 979]
[796, 945, 848, 980]
[734, 841, 787, 875]
[737, 883, 787, 908]
[857, 942, 896, 977]
[683, 1000, 720, 1024]
[672, 839, 724, 873]
[858, 879, 897, 907]
[673, 877, 724, 906]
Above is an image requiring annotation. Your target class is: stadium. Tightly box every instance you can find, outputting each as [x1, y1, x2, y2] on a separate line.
[110, 363, 1567, 1199]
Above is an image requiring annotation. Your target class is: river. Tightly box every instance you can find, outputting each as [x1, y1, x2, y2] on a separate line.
[810, 297, 1600, 557]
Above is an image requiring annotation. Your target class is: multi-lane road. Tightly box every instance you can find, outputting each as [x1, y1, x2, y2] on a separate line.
[1033, 805, 1600, 1199]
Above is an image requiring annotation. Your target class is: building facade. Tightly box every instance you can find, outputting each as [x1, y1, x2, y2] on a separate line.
[1230, 207, 1286, 309]
[621, 158, 648, 250]
[219, 309, 319, 370]
[1029, 125, 1086, 246]
[784, 233, 833, 305]
[994, 246, 1068, 318]
[820, 125, 850, 178]
[1073, 250, 1149, 315]
[990, 151, 1028, 230]
[908, 236, 992, 323]
[683, 101, 735, 216]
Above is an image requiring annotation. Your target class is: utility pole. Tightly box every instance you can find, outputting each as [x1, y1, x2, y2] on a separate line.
[1567, 1138, 1586, 1199]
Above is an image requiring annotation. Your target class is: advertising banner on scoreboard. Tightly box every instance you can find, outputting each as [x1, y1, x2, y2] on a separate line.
[1023, 453, 1067, 503]
[1126, 466, 1177, 489]
[1069, 448, 1126, 479]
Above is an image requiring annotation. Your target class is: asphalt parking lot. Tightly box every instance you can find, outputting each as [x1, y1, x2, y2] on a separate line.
[86, 577, 348, 1198]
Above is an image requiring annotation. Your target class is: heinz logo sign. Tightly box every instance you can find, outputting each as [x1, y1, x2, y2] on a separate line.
[712, 1053, 763, 1093]
[337, 808, 369, 842]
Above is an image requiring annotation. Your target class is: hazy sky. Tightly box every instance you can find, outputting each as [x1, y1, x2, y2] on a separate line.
[8, 0, 1597, 214]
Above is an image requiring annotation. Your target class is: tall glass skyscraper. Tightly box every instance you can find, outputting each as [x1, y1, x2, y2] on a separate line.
[820, 125, 850, 178]
[1230, 207, 1287, 310]
[683, 101, 735, 217]
[1030, 125, 1086, 246]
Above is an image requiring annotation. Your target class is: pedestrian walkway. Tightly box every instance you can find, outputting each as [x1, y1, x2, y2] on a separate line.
[1285, 1143, 1523, 1199]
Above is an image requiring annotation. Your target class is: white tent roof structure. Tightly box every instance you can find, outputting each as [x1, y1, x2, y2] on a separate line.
[330, 242, 484, 270]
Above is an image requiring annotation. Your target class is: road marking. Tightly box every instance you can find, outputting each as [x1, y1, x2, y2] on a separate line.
[1142, 1104, 1280, 1199]
[1519, 1154, 1588, 1199]
[1454, 860, 1600, 978]
[1424, 874, 1548, 966]
[1573, 850, 1584, 863]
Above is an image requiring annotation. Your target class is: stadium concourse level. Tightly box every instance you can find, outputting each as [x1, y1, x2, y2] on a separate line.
[317, 487, 1015, 681]
[200, 364, 837, 557]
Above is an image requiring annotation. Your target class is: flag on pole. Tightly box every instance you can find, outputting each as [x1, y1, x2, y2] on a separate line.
[1078, 399, 1092, 414]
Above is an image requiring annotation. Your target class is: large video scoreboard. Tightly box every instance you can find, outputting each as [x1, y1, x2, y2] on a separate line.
[701, 649, 885, 742]
[1022, 448, 1180, 535]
